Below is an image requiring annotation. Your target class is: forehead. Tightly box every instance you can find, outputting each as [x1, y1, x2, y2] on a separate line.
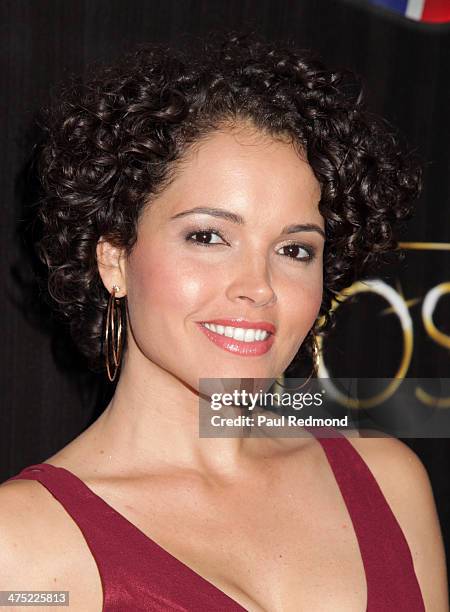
[145, 124, 322, 222]
[181, 125, 317, 187]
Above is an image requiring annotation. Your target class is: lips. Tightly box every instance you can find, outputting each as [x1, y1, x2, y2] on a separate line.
[196, 319, 276, 356]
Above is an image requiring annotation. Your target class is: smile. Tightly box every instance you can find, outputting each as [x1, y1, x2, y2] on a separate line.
[196, 320, 275, 356]
[203, 322, 270, 342]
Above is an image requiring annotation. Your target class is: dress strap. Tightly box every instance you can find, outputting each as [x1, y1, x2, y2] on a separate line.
[7, 463, 129, 609]
[6, 463, 246, 611]
[309, 428, 425, 611]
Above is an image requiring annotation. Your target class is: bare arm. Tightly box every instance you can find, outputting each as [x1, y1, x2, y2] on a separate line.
[0, 479, 101, 612]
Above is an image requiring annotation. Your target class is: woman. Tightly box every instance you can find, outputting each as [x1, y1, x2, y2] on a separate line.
[0, 31, 447, 611]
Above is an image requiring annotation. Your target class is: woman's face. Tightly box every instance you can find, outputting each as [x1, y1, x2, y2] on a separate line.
[121, 125, 324, 387]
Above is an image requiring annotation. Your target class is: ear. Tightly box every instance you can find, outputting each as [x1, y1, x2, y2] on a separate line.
[96, 237, 127, 297]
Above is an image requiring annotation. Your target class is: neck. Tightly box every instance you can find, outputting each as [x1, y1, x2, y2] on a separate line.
[85, 346, 261, 479]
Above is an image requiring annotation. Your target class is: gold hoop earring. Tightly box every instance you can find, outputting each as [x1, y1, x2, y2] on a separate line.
[312, 333, 321, 377]
[276, 332, 321, 391]
[104, 285, 125, 382]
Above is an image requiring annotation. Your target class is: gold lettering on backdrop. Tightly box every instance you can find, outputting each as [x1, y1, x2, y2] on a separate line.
[399, 242, 450, 251]
[318, 280, 413, 409]
[417, 282, 450, 408]
[400, 244, 449, 409]
[319, 243, 449, 410]
[422, 282, 450, 350]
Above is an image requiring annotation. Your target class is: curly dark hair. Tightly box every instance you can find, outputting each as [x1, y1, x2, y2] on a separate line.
[32, 30, 422, 377]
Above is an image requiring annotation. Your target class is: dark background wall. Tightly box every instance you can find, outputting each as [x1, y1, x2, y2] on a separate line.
[1, 0, 449, 579]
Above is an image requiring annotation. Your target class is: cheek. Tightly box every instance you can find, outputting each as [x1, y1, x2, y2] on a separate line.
[125, 242, 214, 326]
[282, 271, 323, 333]
[123, 242, 216, 371]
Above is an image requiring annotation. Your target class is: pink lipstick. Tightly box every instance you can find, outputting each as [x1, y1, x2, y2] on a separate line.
[196, 319, 276, 356]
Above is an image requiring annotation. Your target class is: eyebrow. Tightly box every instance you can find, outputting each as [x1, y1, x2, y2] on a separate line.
[170, 206, 326, 239]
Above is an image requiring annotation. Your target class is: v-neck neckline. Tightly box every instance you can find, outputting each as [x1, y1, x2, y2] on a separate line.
[24, 431, 369, 612]
[32, 462, 248, 611]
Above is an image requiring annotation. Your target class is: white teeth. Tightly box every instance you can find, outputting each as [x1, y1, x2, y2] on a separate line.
[234, 328, 245, 341]
[224, 326, 234, 338]
[202, 323, 271, 342]
[244, 329, 255, 342]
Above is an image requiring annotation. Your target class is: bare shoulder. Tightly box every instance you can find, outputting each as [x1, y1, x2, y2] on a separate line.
[0, 478, 70, 576]
[0, 478, 102, 611]
[341, 431, 449, 611]
[0, 478, 58, 551]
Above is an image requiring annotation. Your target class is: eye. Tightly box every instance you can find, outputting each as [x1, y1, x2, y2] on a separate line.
[185, 228, 228, 246]
[277, 243, 315, 262]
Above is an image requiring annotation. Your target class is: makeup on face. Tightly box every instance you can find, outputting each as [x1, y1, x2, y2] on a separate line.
[172, 206, 324, 269]
[124, 127, 324, 382]
[196, 319, 276, 356]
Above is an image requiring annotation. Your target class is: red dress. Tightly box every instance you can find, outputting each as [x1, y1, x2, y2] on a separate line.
[5, 428, 425, 611]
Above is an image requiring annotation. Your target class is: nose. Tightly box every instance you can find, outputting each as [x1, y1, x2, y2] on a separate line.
[225, 256, 277, 308]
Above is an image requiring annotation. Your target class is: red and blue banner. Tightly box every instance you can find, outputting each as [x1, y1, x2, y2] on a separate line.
[367, 0, 450, 22]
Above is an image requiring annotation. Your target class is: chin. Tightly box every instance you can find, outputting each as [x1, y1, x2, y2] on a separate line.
[192, 362, 277, 388]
